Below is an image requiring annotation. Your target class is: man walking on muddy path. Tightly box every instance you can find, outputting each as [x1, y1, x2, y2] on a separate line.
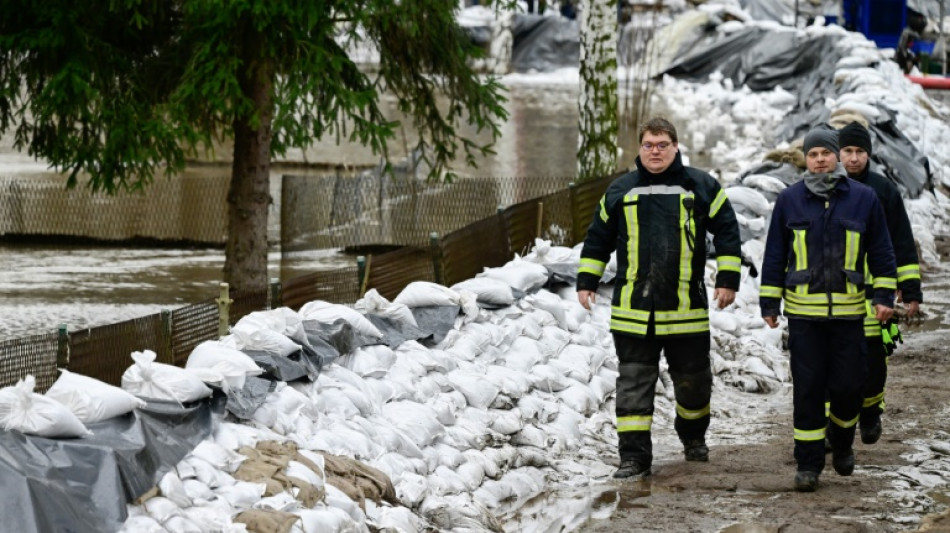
[760, 126, 897, 492]
[576, 117, 742, 480]
[838, 120, 923, 446]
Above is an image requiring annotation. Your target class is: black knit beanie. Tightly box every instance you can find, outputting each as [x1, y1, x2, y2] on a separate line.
[838, 121, 872, 157]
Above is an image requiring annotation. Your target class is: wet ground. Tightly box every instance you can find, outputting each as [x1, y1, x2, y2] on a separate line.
[575, 329, 950, 533]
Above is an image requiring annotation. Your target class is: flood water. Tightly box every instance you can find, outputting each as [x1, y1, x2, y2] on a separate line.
[0, 83, 599, 340]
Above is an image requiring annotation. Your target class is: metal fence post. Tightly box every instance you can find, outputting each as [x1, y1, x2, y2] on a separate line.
[357, 255, 367, 295]
[270, 278, 282, 309]
[161, 309, 173, 364]
[536, 201, 544, 239]
[430, 232, 444, 285]
[215, 282, 232, 338]
[57, 323, 69, 369]
[568, 182, 578, 245]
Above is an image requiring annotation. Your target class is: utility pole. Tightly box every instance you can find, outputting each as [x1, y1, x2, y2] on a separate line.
[794, 0, 799, 27]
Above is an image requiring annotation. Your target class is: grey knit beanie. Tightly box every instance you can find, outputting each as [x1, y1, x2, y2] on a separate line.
[802, 127, 839, 154]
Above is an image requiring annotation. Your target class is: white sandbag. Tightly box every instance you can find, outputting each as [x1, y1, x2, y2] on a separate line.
[523, 291, 567, 330]
[725, 186, 771, 217]
[122, 350, 212, 404]
[523, 238, 577, 264]
[393, 281, 461, 308]
[0, 375, 91, 438]
[227, 326, 302, 357]
[45, 369, 146, 423]
[118, 516, 166, 533]
[159, 470, 193, 508]
[451, 277, 515, 307]
[298, 300, 383, 339]
[355, 288, 419, 326]
[477, 259, 549, 292]
[185, 340, 263, 391]
[502, 337, 545, 372]
[339, 344, 396, 379]
[446, 370, 501, 410]
[381, 401, 445, 447]
[295, 507, 361, 533]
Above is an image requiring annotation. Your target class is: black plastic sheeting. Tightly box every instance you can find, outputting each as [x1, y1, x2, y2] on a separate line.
[511, 14, 579, 72]
[0, 399, 215, 533]
[663, 25, 933, 198]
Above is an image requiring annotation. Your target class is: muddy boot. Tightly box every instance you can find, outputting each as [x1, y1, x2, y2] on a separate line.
[794, 470, 820, 492]
[613, 460, 651, 479]
[683, 439, 709, 462]
[860, 415, 882, 445]
[831, 447, 855, 476]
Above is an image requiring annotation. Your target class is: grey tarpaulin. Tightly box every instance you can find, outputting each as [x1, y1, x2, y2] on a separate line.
[366, 314, 428, 348]
[226, 376, 276, 420]
[511, 14, 579, 73]
[663, 24, 932, 197]
[411, 305, 461, 346]
[302, 318, 375, 359]
[0, 399, 214, 533]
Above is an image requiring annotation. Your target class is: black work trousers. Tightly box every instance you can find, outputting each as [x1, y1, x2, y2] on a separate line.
[788, 318, 867, 472]
[861, 336, 888, 422]
[613, 329, 712, 466]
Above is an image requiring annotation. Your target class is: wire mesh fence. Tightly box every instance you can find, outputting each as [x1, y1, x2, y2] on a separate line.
[0, 172, 616, 391]
[0, 174, 230, 244]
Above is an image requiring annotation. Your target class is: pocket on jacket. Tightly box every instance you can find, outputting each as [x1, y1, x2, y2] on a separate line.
[842, 269, 864, 285]
[838, 219, 866, 233]
[785, 269, 811, 286]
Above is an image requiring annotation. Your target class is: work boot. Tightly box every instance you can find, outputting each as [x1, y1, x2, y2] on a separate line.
[832, 448, 855, 476]
[613, 460, 651, 479]
[860, 416, 882, 445]
[683, 439, 709, 462]
[794, 470, 820, 492]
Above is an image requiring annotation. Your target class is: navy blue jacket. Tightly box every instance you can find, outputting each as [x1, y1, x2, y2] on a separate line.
[760, 176, 896, 320]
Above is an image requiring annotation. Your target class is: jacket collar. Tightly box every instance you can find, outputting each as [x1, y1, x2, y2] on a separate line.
[634, 151, 685, 182]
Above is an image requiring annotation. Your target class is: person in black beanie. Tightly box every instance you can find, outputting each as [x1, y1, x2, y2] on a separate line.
[838, 120, 923, 445]
[760, 125, 897, 492]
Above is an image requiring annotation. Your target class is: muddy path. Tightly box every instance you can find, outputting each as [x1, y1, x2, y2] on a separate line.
[580, 329, 950, 533]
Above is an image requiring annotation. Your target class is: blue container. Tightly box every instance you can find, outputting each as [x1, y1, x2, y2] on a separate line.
[843, 0, 907, 49]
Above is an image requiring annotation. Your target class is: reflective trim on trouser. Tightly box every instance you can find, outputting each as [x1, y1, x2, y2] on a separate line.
[789, 318, 866, 471]
[613, 330, 711, 462]
[617, 415, 652, 432]
[861, 336, 888, 420]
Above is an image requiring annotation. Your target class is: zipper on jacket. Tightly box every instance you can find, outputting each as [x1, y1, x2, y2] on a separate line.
[823, 198, 833, 317]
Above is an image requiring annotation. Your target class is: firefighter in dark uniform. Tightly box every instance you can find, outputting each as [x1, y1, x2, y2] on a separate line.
[576, 117, 742, 480]
[760, 126, 897, 492]
[838, 121, 923, 444]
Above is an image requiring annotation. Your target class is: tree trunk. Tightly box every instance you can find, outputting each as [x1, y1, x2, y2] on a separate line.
[225, 27, 275, 295]
[577, 0, 619, 182]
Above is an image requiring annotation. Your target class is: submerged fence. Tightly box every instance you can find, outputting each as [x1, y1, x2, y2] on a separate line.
[0, 172, 615, 391]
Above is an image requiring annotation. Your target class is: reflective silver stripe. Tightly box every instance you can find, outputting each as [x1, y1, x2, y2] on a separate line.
[579, 258, 606, 276]
[897, 264, 920, 282]
[794, 427, 826, 441]
[760, 285, 783, 298]
[717, 255, 741, 273]
[622, 192, 639, 307]
[677, 195, 693, 311]
[709, 189, 728, 218]
[625, 185, 689, 196]
[617, 415, 652, 432]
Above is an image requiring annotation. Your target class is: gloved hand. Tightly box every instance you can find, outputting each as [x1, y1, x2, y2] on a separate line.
[880, 318, 903, 356]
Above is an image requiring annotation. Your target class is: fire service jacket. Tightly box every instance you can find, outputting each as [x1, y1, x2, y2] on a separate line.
[760, 176, 896, 320]
[577, 154, 742, 338]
